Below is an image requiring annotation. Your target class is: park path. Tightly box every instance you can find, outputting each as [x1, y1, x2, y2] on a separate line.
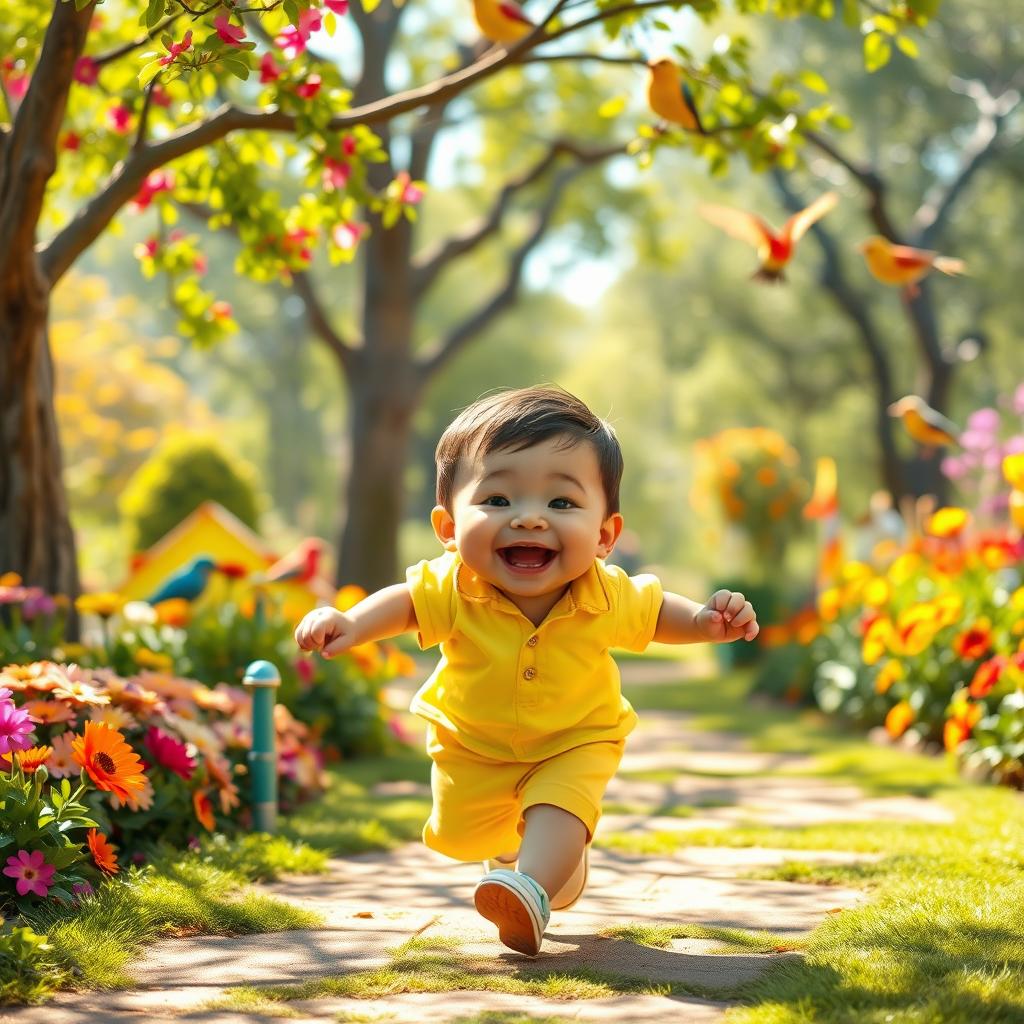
[6, 658, 952, 1024]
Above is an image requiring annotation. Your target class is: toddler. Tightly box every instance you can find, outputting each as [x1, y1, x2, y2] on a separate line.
[295, 385, 758, 956]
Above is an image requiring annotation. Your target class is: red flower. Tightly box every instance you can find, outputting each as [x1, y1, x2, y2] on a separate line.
[61, 131, 82, 152]
[107, 104, 133, 134]
[953, 618, 992, 661]
[296, 74, 322, 99]
[159, 30, 193, 67]
[259, 53, 281, 84]
[130, 169, 174, 212]
[214, 15, 247, 47]
[73, 57, 99, 85]
[968, 655, 1007, 699]
[145, 726, 196, 780]
[324, 0, 349, 11]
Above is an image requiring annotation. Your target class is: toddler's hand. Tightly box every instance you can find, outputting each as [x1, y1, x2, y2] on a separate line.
[294, 607, 359, 658]
[695, 590, 759, 643]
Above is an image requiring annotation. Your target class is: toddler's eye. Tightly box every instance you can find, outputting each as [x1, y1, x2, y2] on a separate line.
[549, 498, 576, 510]
[481, 495, 509, 507]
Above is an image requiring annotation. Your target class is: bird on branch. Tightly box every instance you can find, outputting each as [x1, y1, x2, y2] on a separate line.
[646, 59, 704, 134]
[888, 395, 961, 450]
[472, 0, 536, 44]
[697, 191, 838, 282]
[858, 236, 966, 297]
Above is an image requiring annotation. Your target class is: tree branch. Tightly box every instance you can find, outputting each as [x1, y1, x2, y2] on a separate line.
[415, 163, 585, 382]
[412, 139, 620, 299]
[290, 269, 360, 374]
[912, 82, 1021, 247]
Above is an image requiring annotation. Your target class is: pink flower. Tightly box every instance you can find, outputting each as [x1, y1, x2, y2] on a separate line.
[322, 156, 350, 192]
[296, 74, 321, 99]
[214, 15, 247, 47]
[134, 237, 160, 260]
[259, 52, 281, 83]
[45, 732, 76, 779]
[1014, 384, 1024, 416]
[966, 408, 1000, 434]
[332, 220, 368, 251]
[210, 300, 233, 321]
[6, 73, 29, 100]
[324, 0, 349, 11]
[151, 84, 172, 108]
[130, 169, 174, 212]
[61, 131, 82, 152]
[395, 171, 424, 205]
[3, 850, 55, 898]
[295, 657, 315, 686]
[341, 134, 357, 157]
[0, 699, 34, 756]
[159, 30, 193, 66]
[274, 8, 323, 59]
[193, 253, 208, 274]
[107, 104, 133, 134]
[145, 726, 195, 781]
[73, 57, 99, 85]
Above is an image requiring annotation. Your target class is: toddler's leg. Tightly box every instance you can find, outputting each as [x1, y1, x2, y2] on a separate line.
[517, 803, 587, 900]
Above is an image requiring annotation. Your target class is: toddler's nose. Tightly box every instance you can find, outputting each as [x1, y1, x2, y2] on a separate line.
[511, 509, 548, 529]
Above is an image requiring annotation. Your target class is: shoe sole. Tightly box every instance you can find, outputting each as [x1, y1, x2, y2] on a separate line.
[474, 875, 544, 956]
[550, 845, 589, 912]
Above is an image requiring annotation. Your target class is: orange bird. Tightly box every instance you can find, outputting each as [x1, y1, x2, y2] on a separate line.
[887, 396, 961, 449]
[646, 59, 704, 133]
[858, 236, 966, 296]
[697, 192, 838, 281]
[471, 0, 536, 44]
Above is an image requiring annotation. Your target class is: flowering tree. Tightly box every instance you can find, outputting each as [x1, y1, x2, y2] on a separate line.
[0, 0, 932, 597]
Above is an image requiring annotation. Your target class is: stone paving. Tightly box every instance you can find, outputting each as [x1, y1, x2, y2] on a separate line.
[4, 657, 952, 1024]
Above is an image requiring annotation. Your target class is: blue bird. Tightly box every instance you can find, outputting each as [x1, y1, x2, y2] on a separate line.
[146, 556, 218, 605]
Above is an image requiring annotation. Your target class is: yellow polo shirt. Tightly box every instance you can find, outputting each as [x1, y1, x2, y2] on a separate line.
[406, 552, 664, 761]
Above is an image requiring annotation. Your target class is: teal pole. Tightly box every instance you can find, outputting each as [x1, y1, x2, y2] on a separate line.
[243, 660, 280, 833]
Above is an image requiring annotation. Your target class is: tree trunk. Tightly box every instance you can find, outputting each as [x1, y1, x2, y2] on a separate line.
[0, 266, 80, 603]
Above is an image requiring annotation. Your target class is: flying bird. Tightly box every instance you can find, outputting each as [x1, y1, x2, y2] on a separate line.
[472, 0, 535, 44]
[888, 396, 961, 449]
[858, 236, 966, 296]
[146, 556, 218, 605]
[697, 191, 838, 281]
[646, 59, 704, 133]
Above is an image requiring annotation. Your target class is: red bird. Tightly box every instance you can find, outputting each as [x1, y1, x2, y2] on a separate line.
[698, 191, 838, 282]
[260, 538, 327, 585]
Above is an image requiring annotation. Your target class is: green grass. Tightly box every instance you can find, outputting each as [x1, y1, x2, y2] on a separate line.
[599, 923, 802, 954]
[743, 858, 894, 888]
[282, 751, 433, 854]
[9, 834, 325, 1002]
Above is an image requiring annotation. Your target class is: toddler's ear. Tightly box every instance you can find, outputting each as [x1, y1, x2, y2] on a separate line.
[596, 512, 624, 559]
[431, 505, 458, 551]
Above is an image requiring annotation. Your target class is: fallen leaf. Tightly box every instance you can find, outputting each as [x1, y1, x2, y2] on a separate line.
[354, 911, 374, 918]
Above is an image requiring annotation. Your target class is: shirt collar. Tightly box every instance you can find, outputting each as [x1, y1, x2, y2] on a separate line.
[454, 556, 611, 615]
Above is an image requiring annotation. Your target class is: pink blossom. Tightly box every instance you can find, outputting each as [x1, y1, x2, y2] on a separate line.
[145, 726, 195, 781]
[73, 57, 99, 85]
[1004, 434, 1024, 455]
[61, 131, 82, 152]
[193, 253, 208, 274]
[159, 30, 193, 66]
[151, 84, 172, 108]
[130, 169, 175, 212]
[322, 156, 350, 192]
[6, 73, 29, 101]
[274, 8, 323, 59]
[967, 408, 1000, 435]
[941, 456, 966, 481]
[259, 52, 281, 83]
[982, 448, 1004, 471]
[394, 171, 424, 205]
[214, 15, 247, 47]
[107, 104, 133, 134]
[134, 237, 160, 260]
[0, 699, 34, 756]
[332, 220, 368, 251]
[324, 0, 349, 12]
[1014, 384, 1024, 416]
[210, 300, 233, 321]
[3, 850, 55, 898]
[341, 134, 357, 157]
[296, 74, 321, 99]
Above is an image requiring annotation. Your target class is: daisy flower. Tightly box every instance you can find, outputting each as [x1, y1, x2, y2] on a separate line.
[71, 722, 146, 800]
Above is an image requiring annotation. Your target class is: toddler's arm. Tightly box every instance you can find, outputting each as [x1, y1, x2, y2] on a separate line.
[653, 589, 758, 645]
[294, 583, 417, 658]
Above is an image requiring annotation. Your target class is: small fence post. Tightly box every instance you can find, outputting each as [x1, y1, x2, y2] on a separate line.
[243, 659, 280, 833]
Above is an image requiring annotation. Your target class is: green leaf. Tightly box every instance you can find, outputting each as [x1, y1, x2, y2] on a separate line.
[843, 0, 859, 28]
[799, 70, 829, 94]
[223, 60, 251, 81]
[147, 0, 165, 30]
[283, 0, 300, 24]
[863, 31, 891, 73]
[597, 95, 626, 119]
[139, 59, 164, 90]
[895, 35, 919, 58]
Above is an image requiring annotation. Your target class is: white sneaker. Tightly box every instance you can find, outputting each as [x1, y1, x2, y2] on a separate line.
[549, 845, 589, 911]
[473, 868, 550, 957]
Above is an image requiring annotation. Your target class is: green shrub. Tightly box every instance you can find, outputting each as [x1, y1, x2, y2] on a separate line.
[119, 433, 262, 551]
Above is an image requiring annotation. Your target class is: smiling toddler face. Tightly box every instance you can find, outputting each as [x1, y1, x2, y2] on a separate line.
[434, 435, 621, 602]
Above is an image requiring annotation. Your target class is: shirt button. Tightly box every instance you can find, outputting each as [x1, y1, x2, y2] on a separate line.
[523, 667, 537, 680]
[526, 635, 538, 647]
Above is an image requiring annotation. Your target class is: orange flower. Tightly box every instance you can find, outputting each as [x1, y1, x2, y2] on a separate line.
[71, 721, 146, 800]
[874, 659, 904, 695]
[953, 619, 992, 661]
[968, 655, 1007, 699]
[193, 789, 216, 831]
[895, 603, 942, 657]
[943, 695, 983, 753]
[87, 829, 119, 874]
[862, 616, 896, 666]
[14, 746, 53, 773]
[335, 584, 367, 612]
[885, 700, 915, 739]
[22, 700, 75, 725]
[154, 598, 191, 627]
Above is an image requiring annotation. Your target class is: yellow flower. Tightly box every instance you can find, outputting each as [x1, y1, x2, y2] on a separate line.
[1003, 453, 1024, 490]
[887, 553, 922, 585]
[896, 602, 943, 656]
[1010, 490, 1024, 531]
[335, 584, 368, 611]
[817, 587, 842, 622]
[863, 577, 891, 608]
[841, 561, 873, 583]
[926, 507, 970, 538]
[75, 592, 127, 618]
[134, 648, 174, 671]
[885, 700, 915, 739]
[862, 617, 896, 666]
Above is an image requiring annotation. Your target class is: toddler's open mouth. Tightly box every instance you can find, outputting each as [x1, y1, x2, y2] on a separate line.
[498, 546, 557, 572]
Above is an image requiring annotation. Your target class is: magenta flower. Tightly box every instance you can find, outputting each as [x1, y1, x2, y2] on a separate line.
[3, 850, 55, 898]
[145, 726, 196, 781]
[21, 590, 56, 621]
[322, 156, 350, 192]
[130, 169, 175, 212]
[324, 0, 349, 11]
[107, 104, 133, 134]
[967, 408, 1000, 435]
[214, 16, 247, 47]
[296, 74, 322, 99]
[395, 171, 424, 205]
[341, 134, 357, 157]
[159, 30, 193, 66]
[332, 220, 368, 251]
[259, 52, 281, 83]
[0, 699, 34, 756]
[275, 8, 322, 59]
[73, 57, 99, 85]
[72, 881, 94, 901]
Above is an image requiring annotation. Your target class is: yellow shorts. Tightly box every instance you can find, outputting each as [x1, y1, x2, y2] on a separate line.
[422, 723, 625, 862]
